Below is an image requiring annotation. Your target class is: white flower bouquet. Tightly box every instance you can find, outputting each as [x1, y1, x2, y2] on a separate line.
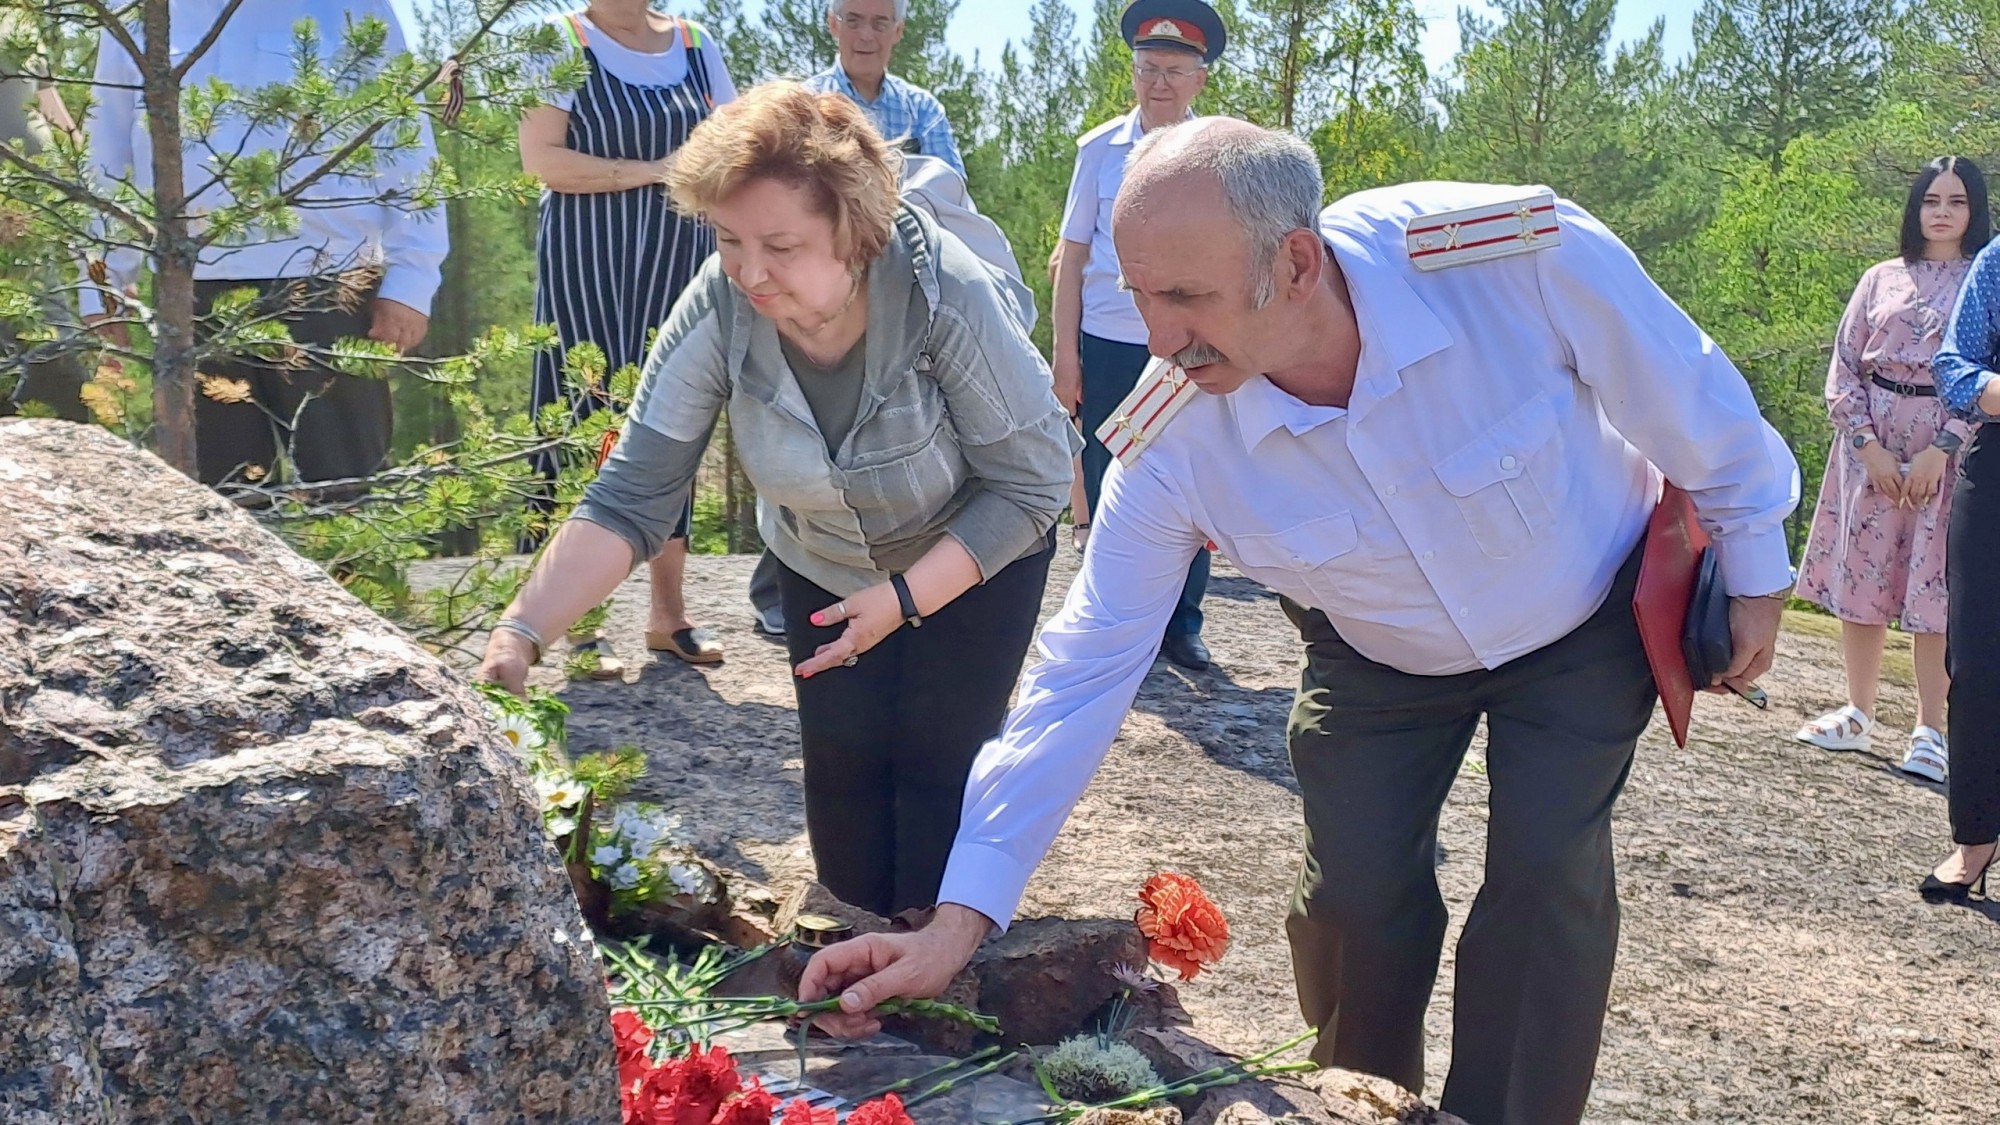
[481, 684, 722, 921]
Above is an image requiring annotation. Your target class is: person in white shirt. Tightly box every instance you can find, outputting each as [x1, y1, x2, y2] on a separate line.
[802, 120, 1801, 1125]
[1053, 0, 1229, 672]
[82, 0, 447, 488]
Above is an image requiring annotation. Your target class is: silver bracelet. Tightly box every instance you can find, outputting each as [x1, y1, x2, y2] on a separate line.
[493, 617, 545, 663]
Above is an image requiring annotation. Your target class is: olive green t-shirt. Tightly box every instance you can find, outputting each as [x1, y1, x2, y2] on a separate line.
[779, 337, 867, 456]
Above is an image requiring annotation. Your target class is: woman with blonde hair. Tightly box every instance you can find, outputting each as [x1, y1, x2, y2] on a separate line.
[482, 81, 1077, 916]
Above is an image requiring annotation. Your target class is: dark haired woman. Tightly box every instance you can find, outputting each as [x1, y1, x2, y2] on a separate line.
[1795, 156, 1990, 784]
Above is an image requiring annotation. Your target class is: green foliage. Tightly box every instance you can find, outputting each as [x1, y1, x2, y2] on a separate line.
[22, 0, 2000, 640]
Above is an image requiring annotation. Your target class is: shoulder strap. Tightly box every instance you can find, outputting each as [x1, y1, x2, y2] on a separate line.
[672, 17, 716, 109]
[560, 12, 588, 50]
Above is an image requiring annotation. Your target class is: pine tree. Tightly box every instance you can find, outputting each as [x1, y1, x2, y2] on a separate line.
[1686, 0, 1882, 175]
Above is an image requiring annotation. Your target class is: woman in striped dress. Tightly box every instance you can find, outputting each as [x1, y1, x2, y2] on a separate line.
[519, 2, 735, 676]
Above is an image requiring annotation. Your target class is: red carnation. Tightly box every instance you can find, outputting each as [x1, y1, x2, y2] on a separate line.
[1135, 872, 1230, 981]
[780, 1099, 837, 1125]
[845, 1093, 916, 1125]
[712, 1078, 780, 1125]
[623, 1045, 743, 1125]
[611, 1010, 656, 1092]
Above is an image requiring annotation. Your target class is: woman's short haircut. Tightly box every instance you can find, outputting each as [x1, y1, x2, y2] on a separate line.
[667, 80, 903, 269]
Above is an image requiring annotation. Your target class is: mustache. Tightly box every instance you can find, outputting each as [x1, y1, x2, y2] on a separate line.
[1172, 342, 1229, 369]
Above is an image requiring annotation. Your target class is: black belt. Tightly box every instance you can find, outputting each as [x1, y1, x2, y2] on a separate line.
[1871, 373, 1938, 397]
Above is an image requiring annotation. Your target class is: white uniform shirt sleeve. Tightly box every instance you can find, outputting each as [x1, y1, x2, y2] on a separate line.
[1056, 137, 1100, 246]
[938, 451, 1206, 929]
[1534, 199, 1800, 597]
[371, 2, 448, 315]
[82, 27, 142, 316]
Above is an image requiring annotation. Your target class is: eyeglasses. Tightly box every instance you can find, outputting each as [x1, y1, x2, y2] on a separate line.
[839, 14, 897, 34]
[1133, 64, 1203, 84]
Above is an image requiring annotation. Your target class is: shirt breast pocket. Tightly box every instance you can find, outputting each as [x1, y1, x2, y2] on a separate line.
[1228, 513, 1360, 585]
[1433, 394, 1566, 559]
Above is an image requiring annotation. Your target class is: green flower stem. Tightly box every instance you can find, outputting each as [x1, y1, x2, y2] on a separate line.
[621, 994, 1002, 1035]
[851, 1047, 1003, 1103]
[994, 1028, 1322, 1125]
[901, 1049, 1023, 1111]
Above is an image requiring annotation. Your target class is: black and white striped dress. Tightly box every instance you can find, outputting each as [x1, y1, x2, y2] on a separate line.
[531, 12, 728, 538]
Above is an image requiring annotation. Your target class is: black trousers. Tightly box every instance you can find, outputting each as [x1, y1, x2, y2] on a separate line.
[191, 277, 392, 488]
[1948, 431, 2000, 844]
[778, 542, 1053, 917]
[1282, 543, 1655, 1125]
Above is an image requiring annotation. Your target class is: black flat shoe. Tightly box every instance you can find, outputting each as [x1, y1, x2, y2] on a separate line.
[1919, 848, 1995, 904]
[1159, 633, 1211, 672]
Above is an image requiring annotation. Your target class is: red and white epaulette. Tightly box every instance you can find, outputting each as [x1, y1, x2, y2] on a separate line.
[1405, 190, 1561, 272]
[1095, 357, 1198, 467]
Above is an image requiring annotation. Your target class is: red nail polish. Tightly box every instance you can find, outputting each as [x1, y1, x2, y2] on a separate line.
[811, 614, 824, 625]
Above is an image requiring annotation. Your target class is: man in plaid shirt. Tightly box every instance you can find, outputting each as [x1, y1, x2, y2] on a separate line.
[805, 0, 965, 177]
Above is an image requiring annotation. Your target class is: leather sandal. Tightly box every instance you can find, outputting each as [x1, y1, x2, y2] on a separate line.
[1901, 726, 1949, 784]
[566, 634, 626, 682]
[1794, 704, 1871, 752]
[647, 626, 724, 665]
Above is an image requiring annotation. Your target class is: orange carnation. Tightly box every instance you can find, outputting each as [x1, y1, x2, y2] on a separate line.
[1135, 872, 1229, 980]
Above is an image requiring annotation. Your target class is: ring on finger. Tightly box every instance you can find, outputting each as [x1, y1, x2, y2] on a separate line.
[836, 601, 849, 620]
[842, 655, 859, 668]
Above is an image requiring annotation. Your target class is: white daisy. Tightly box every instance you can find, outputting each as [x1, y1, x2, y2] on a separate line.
[610, 863, 643, 891]
[545, 814, 578, 838]
[493, 712, 546, 753]
[534, 774, 586, 811]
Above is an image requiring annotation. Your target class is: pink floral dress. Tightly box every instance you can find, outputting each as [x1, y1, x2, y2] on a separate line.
[1796, 257, 1978, 634]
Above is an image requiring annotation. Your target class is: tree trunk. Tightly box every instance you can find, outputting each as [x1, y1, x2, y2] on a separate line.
[141, 0, 198, 477]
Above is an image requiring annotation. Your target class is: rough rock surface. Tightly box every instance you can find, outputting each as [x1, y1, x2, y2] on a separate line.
[769, 881, 1177, 1051]
[0, 419, 617, 1124]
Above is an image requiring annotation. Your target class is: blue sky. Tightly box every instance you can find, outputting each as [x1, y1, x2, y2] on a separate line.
[912, 0, 1693, 76]
[390, 1, 1696, 76]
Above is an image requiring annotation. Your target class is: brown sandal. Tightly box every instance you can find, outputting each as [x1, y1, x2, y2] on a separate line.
[646, 627, 724, 665]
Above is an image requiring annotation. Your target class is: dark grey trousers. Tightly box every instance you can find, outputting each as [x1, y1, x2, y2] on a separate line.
[1282, 544, 1654, 1125]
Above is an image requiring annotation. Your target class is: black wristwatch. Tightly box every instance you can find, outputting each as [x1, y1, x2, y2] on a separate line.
[890, 573, 923, 629]
[1933, 430, 1965, 454]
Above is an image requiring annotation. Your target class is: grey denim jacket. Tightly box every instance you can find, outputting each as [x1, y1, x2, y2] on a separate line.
[573, 204, 1081, 597]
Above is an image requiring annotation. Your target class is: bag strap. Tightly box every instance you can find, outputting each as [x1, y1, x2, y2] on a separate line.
[560, 12, 589, 51]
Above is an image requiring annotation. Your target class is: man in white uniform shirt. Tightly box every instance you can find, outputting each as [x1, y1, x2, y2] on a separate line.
[803, 121, 1800, 1125]
[82, 0, 447, 489]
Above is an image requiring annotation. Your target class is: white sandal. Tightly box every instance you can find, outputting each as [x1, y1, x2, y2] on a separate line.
[1900, 726, 1949, 784]
[1795, 704, 1872, 752]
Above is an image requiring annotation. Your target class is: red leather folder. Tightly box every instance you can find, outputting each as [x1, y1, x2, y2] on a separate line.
[1633, 484, 1709, 749]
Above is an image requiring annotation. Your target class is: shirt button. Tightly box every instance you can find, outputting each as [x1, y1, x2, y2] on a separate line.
[1500, 455, 1519, 471]
[1458, 607, 1470, 618]
[1384, 484, 1398, 497]
[1423, 550, 1435, 561]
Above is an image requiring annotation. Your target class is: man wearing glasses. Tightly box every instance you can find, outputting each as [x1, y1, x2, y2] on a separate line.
[805, 0, 964, 177]
[1054, 0, 1227, 673]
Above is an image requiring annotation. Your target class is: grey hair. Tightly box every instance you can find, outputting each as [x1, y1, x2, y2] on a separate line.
[1128, 124, 1323, 308]
[829, 0, 909, 19]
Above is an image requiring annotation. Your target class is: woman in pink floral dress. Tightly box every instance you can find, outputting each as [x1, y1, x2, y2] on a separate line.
[1795, 157, 1990, 782]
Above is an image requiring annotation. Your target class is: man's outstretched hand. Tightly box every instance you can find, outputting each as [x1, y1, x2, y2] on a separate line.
[798, 904, 993, 1038]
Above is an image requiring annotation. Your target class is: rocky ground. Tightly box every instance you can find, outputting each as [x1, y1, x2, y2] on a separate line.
[444, 548, 2000, 1125]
